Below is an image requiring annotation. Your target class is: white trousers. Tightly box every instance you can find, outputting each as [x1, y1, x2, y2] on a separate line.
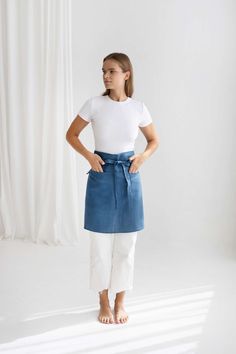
[89, 231, 138, 294]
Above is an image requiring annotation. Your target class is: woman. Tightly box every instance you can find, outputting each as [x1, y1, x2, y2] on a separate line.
[66, 52, 159, 324]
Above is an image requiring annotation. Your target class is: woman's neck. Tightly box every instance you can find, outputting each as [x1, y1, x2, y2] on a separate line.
[108, 90, 127, 102]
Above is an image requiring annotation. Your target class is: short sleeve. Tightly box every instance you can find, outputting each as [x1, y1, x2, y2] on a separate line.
[139, 102, 153, 127]
[78, 97, 93, 122]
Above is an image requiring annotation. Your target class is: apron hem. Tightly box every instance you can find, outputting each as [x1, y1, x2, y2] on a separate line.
[84, 226, 144, 233]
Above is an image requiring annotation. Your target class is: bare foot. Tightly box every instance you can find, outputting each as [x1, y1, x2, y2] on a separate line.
[98, 304, 115, 324]
[114, 302, 129, 324]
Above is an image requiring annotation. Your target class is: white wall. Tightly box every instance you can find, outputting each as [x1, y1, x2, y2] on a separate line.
[71, 0, 236, 250]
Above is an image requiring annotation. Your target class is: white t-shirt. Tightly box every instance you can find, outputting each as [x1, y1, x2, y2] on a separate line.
[78, 95, 153, 154]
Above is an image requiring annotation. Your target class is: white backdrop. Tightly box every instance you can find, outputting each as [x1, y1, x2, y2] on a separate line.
[0, 0, 81, 245]
[72, 0, 236, 251]
[0, 0, 235, 249]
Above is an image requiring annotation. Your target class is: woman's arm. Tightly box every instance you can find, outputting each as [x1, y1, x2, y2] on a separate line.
[129, 123, 160, 173]
[139, 123, 160, 159]
[65, 115, 92, 160]
[65, 115, 105, 171]
[129, 123, 159, 173]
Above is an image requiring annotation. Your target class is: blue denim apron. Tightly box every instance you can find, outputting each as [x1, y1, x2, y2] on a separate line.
[84, 150, 144, 233]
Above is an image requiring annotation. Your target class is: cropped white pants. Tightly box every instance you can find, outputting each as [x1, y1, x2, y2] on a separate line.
[89, 231, 138, 294]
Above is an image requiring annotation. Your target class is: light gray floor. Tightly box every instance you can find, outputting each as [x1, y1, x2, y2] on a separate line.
[0, 235, 235, 354]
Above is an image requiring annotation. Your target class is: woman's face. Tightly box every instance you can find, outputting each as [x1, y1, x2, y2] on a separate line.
[102, 59, 130, 91]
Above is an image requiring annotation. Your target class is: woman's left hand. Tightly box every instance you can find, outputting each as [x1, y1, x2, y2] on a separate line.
[128, 153, 146, 173]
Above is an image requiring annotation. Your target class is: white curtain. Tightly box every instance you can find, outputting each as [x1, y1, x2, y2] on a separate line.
[0, 0, 80, 245]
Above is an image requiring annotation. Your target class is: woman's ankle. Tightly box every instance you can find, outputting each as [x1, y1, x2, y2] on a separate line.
[114, 290, 126, 305]
[99, 289, 110, 306]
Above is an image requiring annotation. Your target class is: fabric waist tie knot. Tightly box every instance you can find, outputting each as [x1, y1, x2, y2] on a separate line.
[103, 158, 132, 209]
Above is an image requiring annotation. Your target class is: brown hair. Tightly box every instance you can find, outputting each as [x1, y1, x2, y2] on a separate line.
[101, 52, 134, 97]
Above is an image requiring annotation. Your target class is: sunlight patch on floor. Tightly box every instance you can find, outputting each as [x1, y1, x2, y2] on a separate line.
[0, 285, 214, 354]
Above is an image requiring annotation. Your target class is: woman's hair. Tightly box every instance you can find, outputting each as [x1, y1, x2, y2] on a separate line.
[101, 52, 134, 97]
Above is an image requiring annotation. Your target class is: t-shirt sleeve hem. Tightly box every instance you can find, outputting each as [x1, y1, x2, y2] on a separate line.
[138, 102, 152, 127]
[139, 121, 152, 127]
[78, 114, 91, 122]
[77, 97, 93, 122]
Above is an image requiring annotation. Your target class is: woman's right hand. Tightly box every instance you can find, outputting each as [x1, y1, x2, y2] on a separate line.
[87, 152, 105, 172]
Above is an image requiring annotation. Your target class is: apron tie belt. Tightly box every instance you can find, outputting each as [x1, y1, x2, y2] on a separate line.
[103, 158, 132, 209]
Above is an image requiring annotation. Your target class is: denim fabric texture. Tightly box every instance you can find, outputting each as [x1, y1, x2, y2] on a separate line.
[84, 150, 144, 233]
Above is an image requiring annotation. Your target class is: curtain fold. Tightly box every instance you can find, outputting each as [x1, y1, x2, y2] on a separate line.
[0, 0, 80, 245]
